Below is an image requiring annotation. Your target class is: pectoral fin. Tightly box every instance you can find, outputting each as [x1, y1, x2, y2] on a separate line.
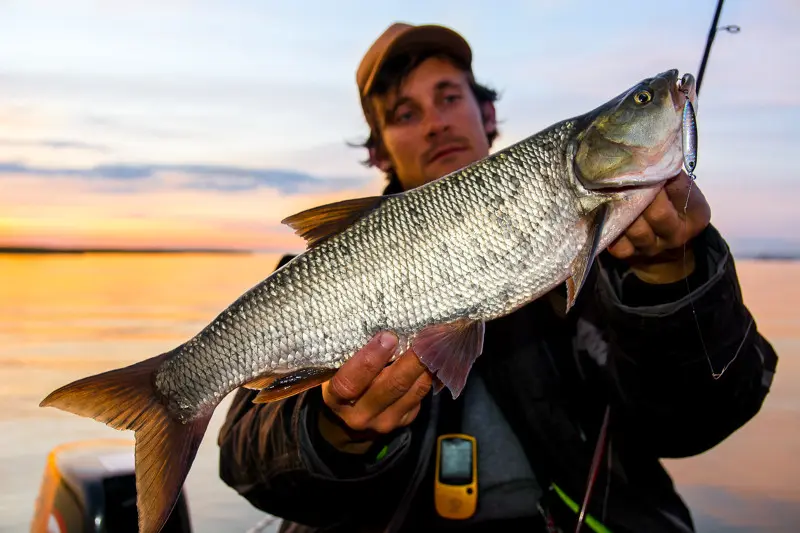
[431, 376, 446, 395]
[282, 195, 392, 248]
[411, 319, 485, 400]
[565, 203, 609, 313]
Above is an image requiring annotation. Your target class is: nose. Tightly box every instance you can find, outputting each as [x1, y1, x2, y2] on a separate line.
[423, 106, 449, 139]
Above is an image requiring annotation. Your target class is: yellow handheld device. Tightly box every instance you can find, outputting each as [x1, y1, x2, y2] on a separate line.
[434, 434, 478, 520]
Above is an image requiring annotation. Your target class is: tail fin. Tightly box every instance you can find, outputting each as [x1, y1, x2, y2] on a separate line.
[39, 354, 212, 533]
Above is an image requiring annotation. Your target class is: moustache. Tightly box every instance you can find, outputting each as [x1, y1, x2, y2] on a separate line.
[422, 135, 471, 164]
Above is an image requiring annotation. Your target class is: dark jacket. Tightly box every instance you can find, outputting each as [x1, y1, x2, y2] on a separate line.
[217, 224, 778, 533]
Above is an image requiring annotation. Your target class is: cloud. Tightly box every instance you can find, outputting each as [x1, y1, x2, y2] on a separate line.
[266, 141, 376, 180]
[1, 72, 369, 169]
[0, 103, 59, 134]
[0, 138, 110, 153]
[0, 161, 371, 194]
[4, 71, 362, 133]
[0, 170, 384, 252]
[79, 114, 200, 141]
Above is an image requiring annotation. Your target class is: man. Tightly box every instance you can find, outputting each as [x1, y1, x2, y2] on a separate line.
[218, 23, 778, 532]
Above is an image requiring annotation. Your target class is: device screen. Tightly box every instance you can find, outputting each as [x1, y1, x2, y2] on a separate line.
[438, 437, 474, 486]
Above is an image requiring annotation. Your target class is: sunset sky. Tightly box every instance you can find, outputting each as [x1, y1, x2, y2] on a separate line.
[1, 0, 798, 256]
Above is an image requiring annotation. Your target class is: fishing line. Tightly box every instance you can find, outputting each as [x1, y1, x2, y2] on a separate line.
[682, 181, 753, 381]
[679, 84, 754, 381]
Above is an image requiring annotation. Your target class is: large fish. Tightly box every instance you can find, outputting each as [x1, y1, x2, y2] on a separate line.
[41, 69, 697, 533]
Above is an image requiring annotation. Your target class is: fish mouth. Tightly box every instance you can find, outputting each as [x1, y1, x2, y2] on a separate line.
[599, 181, 665, 192]
[598, 181, 668, 198]
[641, 68, 697, 116]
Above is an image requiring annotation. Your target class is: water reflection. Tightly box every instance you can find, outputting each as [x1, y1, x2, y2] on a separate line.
[1, 254, 796, 532]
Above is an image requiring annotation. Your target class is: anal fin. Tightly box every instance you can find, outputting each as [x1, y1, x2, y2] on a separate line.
[565, 203, 609, 313]
[242, 373, 277, 390]
[411, 319, 485, 400]
[252, 367, 337, 403]
[281, 195, 391, 248]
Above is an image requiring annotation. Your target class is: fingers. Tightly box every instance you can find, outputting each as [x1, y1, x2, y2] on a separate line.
[642, 188, 684, 247]
[362, 349, 430, 411]
[608, 210, 666, 259]
[369, 370, 432, 433]
[664, 170, 711, 232]
[607, 171, 712, 261]
[607, 189, 676, 259]
[323, 332, 398, 406]
[333, 350, 432, 433]
[622, 215, 660, 256]
[607, 234, 636, 259]
[664, 170, 695, 213]
[321, 332, 433, 436]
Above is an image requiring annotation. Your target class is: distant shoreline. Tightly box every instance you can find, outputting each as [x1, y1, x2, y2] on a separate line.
[740, 254, 800, 261]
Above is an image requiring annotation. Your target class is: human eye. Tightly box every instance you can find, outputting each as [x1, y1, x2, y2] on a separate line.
[393, 106, 416, 124]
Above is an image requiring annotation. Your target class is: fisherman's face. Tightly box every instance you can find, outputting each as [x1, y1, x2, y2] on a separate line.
[371, 56, 496, 190]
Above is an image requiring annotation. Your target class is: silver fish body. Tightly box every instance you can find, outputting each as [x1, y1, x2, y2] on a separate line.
[40, 68, 697, 533]
[157, 120, 599, 419]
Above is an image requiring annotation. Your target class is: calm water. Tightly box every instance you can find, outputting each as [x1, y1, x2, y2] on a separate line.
[1, 253, 798, 532]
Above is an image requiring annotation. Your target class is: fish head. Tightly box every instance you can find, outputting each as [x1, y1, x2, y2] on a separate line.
[567, 69, 699, 253]
[571, 68, 696, 191]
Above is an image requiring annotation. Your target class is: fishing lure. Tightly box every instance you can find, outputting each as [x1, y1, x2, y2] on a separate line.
[681, 98, 697, 177]
[679, 75, 698, 212]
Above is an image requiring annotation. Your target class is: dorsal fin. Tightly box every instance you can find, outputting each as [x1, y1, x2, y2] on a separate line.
[281, 195, 389, 248]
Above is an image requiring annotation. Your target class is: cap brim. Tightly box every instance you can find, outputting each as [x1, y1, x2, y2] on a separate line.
[360, 24, 472, 97]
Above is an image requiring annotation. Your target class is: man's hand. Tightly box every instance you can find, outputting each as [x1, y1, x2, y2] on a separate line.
[317, 332, 433, 454]
[607, 170, 711, 284]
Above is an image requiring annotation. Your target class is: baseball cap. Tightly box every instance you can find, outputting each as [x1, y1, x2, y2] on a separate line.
[356, 22, 473, 99]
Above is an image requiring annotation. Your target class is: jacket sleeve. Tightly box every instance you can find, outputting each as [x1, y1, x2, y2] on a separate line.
[586, 224, 778, 458]
[216, 386, 427, 527]
[215, 256, 426, 526]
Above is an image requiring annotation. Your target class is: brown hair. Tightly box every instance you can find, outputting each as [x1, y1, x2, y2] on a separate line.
[355, 50, 501, 194]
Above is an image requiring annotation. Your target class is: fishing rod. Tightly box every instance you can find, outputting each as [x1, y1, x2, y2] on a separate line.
[696, 0, 740, 95]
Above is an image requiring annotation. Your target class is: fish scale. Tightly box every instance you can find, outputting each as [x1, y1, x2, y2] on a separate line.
[40, 69, 695, 533]
[152, 121, 584, 422]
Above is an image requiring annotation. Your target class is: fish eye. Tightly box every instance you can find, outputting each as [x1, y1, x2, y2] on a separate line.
[634, 90, 653, 105]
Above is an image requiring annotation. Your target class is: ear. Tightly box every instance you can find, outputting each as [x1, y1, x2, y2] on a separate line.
[480, 101, 497, 138]
[368, 145, 392, 172]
